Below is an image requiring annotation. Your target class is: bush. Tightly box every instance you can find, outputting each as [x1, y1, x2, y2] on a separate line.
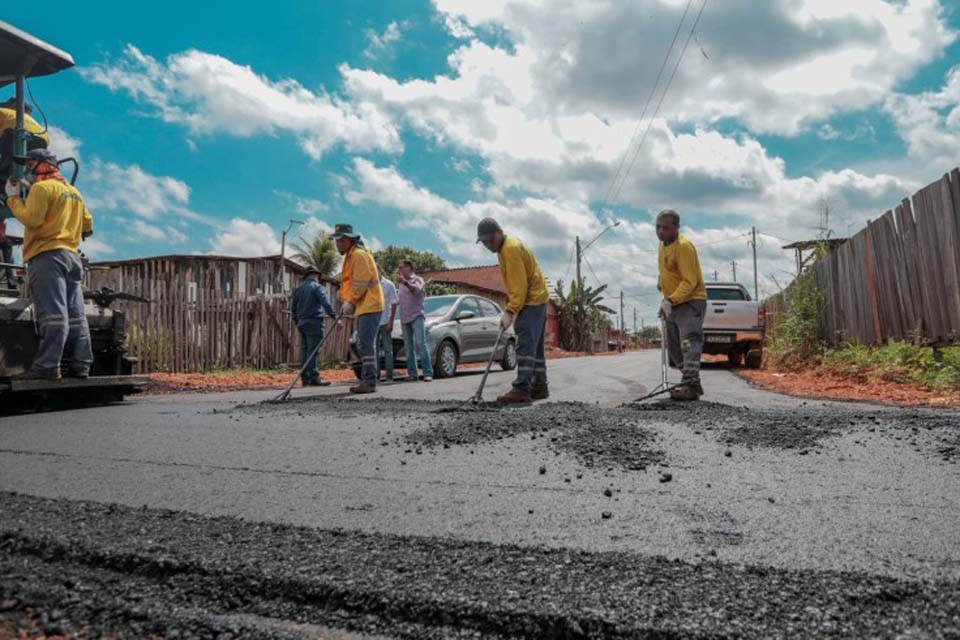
[766, 267, 824, 369]
[823, 342, 960, 391]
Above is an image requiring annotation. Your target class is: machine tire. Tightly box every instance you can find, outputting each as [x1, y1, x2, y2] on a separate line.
[500, 339, 517, 371]
[434, 340, 458, 378]
[727, 351, 744, 368]
[745, 348, 763, 369]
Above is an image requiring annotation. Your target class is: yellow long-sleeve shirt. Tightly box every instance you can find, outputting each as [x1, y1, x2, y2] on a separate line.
[497, 235, 549, 315]
[658, 233, 707, 305]
[0, 108, 51, 145]
[340, 244, 384, 315]
[8, 179, 93, 262]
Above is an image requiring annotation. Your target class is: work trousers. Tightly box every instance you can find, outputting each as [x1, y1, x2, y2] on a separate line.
[298, 321, 325, 384]
[355, 312, 380, 385]
[1, 241, 15, 288]
[376, 325, 395, 380]
[665, 299, 706, 388]
[27, 249, 93, 374]
[402, 315, 433, 378]
[512, 304, 547, 395]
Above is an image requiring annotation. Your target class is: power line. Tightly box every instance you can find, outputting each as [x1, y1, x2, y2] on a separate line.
[608, 0, 709, 206]
[581, 252, 604, 287]
[600, 0, 694, 209]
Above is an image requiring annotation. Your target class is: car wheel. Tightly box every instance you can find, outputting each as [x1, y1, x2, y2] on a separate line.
[745, 349, 762, 369]
[434, 340, 458, 378]
[727, 351, 744, 368]
[500, 339, 517, 371]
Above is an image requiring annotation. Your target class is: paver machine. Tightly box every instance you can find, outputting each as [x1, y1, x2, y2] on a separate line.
[0, 20, 147, 409]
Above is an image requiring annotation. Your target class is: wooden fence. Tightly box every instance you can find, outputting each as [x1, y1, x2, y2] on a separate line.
[771, 168, 960, 346]
[86, 260, 351, 373]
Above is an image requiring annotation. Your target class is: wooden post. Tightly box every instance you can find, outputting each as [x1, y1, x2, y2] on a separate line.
[864, 222, 883, 343]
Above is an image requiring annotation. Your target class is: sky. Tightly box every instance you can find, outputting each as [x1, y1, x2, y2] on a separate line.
[4, 0, 960, 325]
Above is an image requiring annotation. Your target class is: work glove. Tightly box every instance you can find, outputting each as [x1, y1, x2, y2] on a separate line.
[5, 178, 20, 200]
[658, 298, 673, 319]
[499, 311, 515, 330]
[342, 302, 356, 317]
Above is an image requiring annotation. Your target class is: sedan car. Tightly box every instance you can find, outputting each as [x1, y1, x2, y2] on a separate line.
[350, 294, 517, 379]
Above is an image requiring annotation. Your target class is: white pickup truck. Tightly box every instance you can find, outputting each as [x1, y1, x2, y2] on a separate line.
[702, 283, 765, 368]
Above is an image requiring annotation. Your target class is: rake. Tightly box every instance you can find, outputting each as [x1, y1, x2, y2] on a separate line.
[269, 312, 344, 403]
[634, 316, 684, 402]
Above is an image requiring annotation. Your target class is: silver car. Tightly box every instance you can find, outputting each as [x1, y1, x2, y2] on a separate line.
[351, 294, 517, 379]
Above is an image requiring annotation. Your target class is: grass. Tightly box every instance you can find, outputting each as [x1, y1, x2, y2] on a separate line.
[821, 342, 960, 392]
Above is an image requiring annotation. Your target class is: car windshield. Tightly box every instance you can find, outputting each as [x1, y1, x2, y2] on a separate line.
[424, 296, 459, 317]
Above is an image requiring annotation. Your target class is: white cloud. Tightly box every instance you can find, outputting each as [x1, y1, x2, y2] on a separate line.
[885, 64, 960, 177]
[46, 126, 82, 162]
[81, 45, 403, 160]
[83, 159, 212, 224]
[80, 237, 116, 258]
[430, 0, 955, 135]
[209, 218, 281, 256]
[130, 220, 166, 240]
[364, 21, 404, 60]
[274, 190, 330, 215]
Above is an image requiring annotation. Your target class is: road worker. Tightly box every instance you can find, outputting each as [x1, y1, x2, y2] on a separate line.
[291, 265, 338, 387]
[332, 223, 383, 394]
[476, 217, 550, 404]
[656, 209, 707, 401]
[5, 148, 93, 380]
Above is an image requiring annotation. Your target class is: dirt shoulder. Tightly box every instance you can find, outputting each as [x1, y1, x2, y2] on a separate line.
[737, 367, 960, 409]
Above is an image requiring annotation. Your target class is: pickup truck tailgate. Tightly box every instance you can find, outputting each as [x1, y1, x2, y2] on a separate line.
[705, 300, 759, 330]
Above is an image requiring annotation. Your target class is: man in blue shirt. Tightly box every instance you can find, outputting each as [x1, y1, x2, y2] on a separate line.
[291, 266, 338, 386]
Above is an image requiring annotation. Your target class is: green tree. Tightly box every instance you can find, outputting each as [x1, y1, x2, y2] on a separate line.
[552, 277, 616, 351]
[373, 245, 455, 295]
[292, 233, 340, 277]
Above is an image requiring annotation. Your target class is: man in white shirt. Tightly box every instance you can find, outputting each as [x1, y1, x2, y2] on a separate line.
[377, 274, 399, 382]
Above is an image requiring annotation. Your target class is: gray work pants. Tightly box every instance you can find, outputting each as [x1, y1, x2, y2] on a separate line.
[27, 249, 93, 374]
[665, 299, 706, 388]
[512, 303, 547, 395]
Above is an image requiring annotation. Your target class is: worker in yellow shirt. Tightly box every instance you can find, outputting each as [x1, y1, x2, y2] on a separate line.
[5, 149, 93, 380]
[477, 217, 550, 404]
[656, 209, 707, 401]
[333, 223, 384, 394]
[0, 98, 51, 180]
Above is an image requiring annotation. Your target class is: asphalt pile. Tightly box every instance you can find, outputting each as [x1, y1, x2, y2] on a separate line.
[2, 492, 959, 638]
[403, 402, 666, 471]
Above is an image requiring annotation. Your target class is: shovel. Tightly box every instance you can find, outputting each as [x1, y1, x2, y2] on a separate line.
[634, 316, 684, 402]
[466, 324, 507, 406]
[269, 312, 344, 403]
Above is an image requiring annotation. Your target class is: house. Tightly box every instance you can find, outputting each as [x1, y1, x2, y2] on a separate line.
[420, 265, 561, 348]
[84, 254, 345, 373]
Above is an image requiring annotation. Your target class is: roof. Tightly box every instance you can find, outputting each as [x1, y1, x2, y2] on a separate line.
[781, 238, 848, 251]
[421, 265, 505, 294]
[90, 253, 311, 273]
[0, 21, 74, 86]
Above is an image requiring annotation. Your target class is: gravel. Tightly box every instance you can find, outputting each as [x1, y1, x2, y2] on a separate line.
[3, 492, 960, 638]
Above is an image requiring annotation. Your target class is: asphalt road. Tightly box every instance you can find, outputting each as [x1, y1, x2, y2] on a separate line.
[2, 350, 959, 637]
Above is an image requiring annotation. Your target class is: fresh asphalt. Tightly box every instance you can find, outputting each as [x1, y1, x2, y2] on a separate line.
[2, 350, 959, 637]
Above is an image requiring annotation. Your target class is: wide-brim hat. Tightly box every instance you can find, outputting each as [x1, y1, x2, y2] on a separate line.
[331, 223, 361, 240]
[303, 265, 320, 276]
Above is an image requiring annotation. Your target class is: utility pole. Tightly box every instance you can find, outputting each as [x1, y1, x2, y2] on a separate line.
[731, 260, 738, 283]
[713, 269, 719, 282]
[750, 226, 759, 300]
[278, 219, 304, 293]
[575, 235, 583, 351]
[620, 289, 627, 351]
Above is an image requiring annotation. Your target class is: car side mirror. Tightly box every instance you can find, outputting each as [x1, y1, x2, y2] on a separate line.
[456, 311, 475, 321]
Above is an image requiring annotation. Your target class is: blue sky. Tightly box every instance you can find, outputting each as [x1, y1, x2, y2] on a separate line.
[5, 1, 960, 319]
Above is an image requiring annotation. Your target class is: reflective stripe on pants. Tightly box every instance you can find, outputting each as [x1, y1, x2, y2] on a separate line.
[512, 303, 547, 395]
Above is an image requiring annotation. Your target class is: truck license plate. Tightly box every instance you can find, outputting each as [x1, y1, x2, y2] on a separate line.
[706, 335, 734, 343]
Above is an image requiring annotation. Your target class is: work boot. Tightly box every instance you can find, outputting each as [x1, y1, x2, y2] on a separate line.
[67, 368, 90, 379]
[497, 390, 532, 404]
[350, 383, 377, 394]
[670, 385, 700, 401]
[14, 368, 61, 381]
[308, 378, 331, 387]
[531, 383, 549, 400]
